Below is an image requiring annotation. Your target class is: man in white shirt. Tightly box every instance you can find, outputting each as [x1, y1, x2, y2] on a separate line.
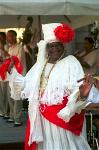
[6, 30, 26, 126]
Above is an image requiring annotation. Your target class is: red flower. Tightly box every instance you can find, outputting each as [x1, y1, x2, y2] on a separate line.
[54, 23, 75, 44]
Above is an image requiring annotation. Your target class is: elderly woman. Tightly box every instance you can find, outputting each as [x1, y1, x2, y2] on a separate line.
[6, 23, 99, 150]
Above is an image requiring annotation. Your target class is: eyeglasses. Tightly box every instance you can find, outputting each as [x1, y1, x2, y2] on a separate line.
[46, 42, 63, 49]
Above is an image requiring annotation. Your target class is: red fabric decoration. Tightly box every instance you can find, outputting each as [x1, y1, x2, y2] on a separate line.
[0, 56, 23, 80]
[25, 118, 36, 150]
[39, 96, 84, 136]
[25, 97, 84, 148]
[54, 23, 75, 44]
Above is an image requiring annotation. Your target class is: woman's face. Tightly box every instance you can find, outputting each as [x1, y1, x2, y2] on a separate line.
[46, 42, 64, 62]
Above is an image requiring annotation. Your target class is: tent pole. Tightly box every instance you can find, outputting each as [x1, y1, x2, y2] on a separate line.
[64, 15, 71, 23]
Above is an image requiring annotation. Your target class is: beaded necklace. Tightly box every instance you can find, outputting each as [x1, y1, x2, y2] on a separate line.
[39, 52, 65, 99]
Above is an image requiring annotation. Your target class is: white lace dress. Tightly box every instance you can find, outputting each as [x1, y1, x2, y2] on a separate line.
[8, 55, 92, 150]
[35, 63, 91, 150]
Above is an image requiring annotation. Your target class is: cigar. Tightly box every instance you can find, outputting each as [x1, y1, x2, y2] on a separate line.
[77, 77, 85, 83]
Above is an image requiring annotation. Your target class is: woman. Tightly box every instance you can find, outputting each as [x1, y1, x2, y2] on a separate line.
[7, 23, 97, 150]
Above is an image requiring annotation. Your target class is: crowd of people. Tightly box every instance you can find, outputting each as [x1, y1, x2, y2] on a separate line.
[0, 23, 99, 150]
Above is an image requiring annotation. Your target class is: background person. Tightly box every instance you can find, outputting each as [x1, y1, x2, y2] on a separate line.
[6, 30, 26, 126]
[0, 32, 10, 119]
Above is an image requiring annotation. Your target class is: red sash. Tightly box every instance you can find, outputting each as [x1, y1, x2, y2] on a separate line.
[39, 96, 84, 136]
[25, 96, 84, 150]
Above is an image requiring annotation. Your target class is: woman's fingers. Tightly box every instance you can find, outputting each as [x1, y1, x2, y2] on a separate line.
[79, 74, 94, 98]
[83, 74, 94, 85]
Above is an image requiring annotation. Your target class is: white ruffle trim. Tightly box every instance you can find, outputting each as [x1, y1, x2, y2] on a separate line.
[57, 89, 87, 122]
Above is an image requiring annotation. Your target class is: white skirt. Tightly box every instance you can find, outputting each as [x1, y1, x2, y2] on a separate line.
[37, 115, 91, 150]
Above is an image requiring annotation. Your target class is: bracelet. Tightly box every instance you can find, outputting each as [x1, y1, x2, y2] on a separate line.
[78, 93, 87, 101]
[80, 97, 86, 101]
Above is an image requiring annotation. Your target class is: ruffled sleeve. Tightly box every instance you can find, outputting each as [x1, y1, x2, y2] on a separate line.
[58, 56, 86, 122]
[8, 63, 38, 100]
[58, 56, 99, 122]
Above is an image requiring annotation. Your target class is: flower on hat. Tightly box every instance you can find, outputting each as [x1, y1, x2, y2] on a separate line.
[54, 23, 75, 44]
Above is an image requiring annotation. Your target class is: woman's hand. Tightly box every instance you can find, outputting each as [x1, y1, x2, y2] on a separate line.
[79, 74, 94, 98]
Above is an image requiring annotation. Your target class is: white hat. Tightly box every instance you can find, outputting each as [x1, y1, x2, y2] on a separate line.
[42, 23, 61, 43]
[42, 23, 75, 44]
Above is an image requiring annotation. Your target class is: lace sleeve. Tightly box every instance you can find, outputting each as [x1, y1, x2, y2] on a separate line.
[58, 56, 86, 122]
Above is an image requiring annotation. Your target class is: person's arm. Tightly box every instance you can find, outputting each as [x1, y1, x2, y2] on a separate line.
[80, 60, 91, 68]
[85, 103, 99, 110]
[79, 74, 93, 98]
[8, 58, 38, 101]
[57, 74, 93, 122]
[57, 56, 88, 122]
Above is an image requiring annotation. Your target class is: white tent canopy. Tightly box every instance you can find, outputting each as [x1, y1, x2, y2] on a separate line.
[0, 0, 99, 15]
[0, 0, 99, 29]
